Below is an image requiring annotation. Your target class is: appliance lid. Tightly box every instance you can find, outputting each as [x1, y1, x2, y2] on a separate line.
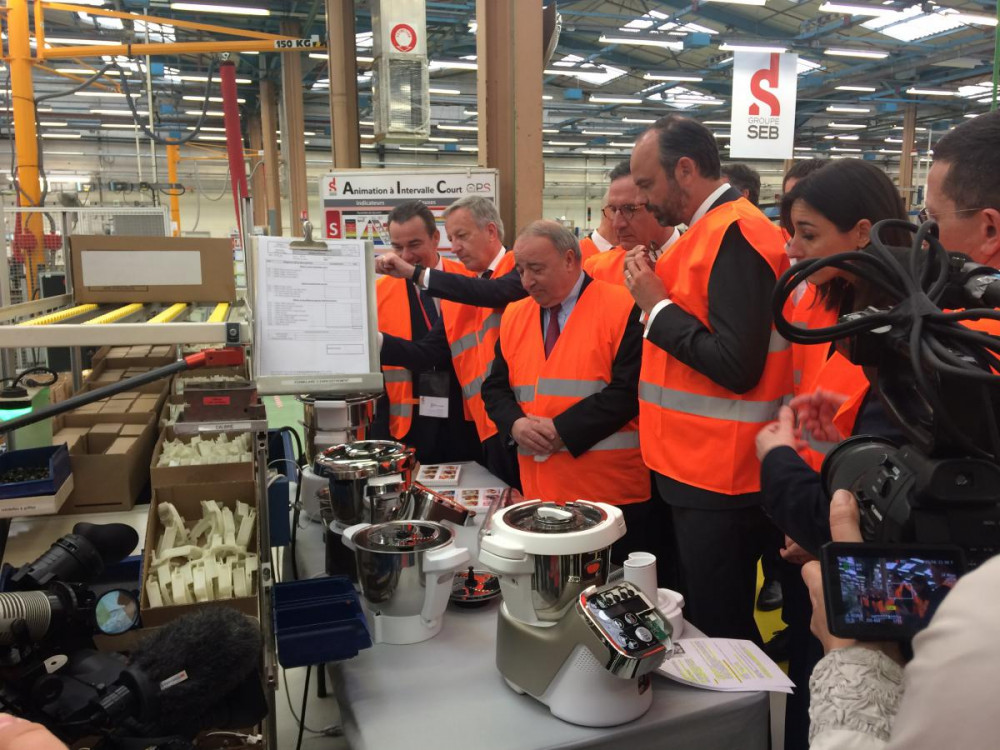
[504, 502, 606, 534]
[480, 500, 626, 558]
[353, 521, 452, 553]
[313, 440, 415, 480]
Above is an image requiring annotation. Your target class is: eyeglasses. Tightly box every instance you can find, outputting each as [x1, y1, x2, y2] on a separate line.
[602, 203, 647, 221]
[917, 206, 987, 223]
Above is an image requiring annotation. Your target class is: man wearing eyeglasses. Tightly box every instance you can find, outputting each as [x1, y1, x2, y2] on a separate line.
[580, 192, 617, 260]
[924, 111, 1000, 267]
[585, 160, 679, 285]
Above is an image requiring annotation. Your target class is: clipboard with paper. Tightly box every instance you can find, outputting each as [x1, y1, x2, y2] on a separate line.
[250, 225, 382, 396]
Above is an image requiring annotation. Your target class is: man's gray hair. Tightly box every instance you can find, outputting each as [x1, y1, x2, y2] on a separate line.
[516, 219, 581, 261]
[444, 195, 505, 243]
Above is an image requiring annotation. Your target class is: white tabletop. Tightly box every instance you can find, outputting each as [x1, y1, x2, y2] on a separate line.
[292, 459, 769, 750]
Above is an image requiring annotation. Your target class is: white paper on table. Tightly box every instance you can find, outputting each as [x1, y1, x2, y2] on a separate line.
[656, 638, 795, 693]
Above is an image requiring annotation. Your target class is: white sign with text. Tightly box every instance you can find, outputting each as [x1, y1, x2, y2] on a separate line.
[730, 52, 798, 160]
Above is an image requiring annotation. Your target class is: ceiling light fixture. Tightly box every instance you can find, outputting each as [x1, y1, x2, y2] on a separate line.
[170, 2, 270, 15]
[184, 110, 225, 116]
[599, 34, 683, 49]
[826, 105, 870, 113]
[582, 130, 623, 135]
[73, 91, 125, 98]
[817, 2, 898, 16]
[182, 95, 245, 103]
[905, 87, 957, 96]
[824, 48, 889, 59]
[429, 87, 461, 95]
[437, 124, 478, 131]
[828, 122, 867, 129]
[719, 42, 787, 53]
[702, 0, 767, 5]
[176, 74, 251, 84]
[623, 117, 656, 123]
[835, 85, 877, 92]
[830, 146, 862, 152]
[643, 73, 705, 82]
[590, 96, 643, 104]
[429, 60, 478, 70]
[546, 140, 587, 146]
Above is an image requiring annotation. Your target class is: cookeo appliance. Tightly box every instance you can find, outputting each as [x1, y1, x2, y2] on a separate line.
[479, 500, 673, 726]
[343, 520, 469, 644]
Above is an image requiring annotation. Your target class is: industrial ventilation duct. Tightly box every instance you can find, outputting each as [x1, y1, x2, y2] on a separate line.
[372, 0, 430, 143]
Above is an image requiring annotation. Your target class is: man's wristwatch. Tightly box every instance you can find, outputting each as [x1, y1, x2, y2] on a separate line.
[411, 263, 425, 286]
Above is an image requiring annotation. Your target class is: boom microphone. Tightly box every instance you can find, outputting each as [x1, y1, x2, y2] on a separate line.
[124, 606, 267, 738]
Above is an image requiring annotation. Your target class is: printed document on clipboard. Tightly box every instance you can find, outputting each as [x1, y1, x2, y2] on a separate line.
[252, 236, 383, 396]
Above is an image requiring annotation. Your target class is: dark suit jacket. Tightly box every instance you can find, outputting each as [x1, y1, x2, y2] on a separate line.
[481, 274, 644, 457]
[380, 256, 524, 371]
[370, 280, 480, 464]
[645, 186, 776, 394]
[425, 253, 527, 309]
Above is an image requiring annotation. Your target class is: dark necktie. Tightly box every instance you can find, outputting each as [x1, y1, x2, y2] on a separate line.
[418, 287, 439, 326]
[544, 304, 562, 358]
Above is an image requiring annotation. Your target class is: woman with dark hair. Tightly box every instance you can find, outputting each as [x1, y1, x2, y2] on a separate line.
[755, 159, 910, 750]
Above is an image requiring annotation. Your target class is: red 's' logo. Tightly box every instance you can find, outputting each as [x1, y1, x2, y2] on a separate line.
[749, 53, 782, 117]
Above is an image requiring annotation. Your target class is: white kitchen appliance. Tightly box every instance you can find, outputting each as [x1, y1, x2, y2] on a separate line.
[478, 500, 672, 726]
[343, 520, 470, 644]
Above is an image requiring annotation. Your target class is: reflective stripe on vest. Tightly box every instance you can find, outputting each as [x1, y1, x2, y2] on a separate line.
[382, 369, 411, 383]
[501, 279, 649, 505]
[440, 251, 517, 441]
[639, 381, 784, 424]
[376, 275, 415, 440]
[638, 196, 793, 495]
[517, 429, 640, 455]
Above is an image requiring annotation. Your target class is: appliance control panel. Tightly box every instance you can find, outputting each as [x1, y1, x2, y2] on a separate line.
[581, 582, 670, 659]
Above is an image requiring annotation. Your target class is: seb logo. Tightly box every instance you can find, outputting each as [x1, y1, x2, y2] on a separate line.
[747, 53, 781, 140]
[327, 177, 338, 195]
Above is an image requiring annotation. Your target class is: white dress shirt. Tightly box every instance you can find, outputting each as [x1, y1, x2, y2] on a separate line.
[590, 229, 615, 253]
[541, 270, 585, 334]
[644, 183, 732, 336]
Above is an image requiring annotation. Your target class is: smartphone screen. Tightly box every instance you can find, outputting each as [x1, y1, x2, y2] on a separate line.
[821, 543, 965, 640]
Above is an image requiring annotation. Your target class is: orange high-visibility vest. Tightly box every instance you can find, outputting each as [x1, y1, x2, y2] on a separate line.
[639, 197, 793, 495]
[791, 285, 869, 471]
[441, 251, 517, 442]
[500, 279, 649, 504]
[376, 256, 470, 439]
[579, 236, 599, 261]
[583, 246, 626, 285]
[831, 316, 1000, 441]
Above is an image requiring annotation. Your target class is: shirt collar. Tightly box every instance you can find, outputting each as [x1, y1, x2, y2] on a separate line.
[590, 229, 615, 252]
[484, 246, 506, 277]
[551, 270, 585, 310]
[433, 254, 444, 271]
[689, 183, 732, 227]
[648, 227, 681, 261]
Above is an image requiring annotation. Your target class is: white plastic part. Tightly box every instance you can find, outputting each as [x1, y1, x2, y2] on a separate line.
[217, 559, 233, 598]
[536, 644, 652, 727]
[419, 544, 470, 625]
[340, 522, 369, 551]
[192, 564, 209, 602]
[477, 545, 538, 625]
[233, 566, 248, 598]
[146, 578, 163, 608]
[236, 510, 256, 548]
[367, 609, 445, 645]
[157, 526, 177, 557]
[170, 568, 190, 604]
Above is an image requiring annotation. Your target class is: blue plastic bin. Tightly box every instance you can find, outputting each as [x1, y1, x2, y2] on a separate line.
[0, 444, 71, 500]
[273, 576, 372, 667]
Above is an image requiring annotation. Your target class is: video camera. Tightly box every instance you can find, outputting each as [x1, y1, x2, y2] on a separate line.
[773, 218, 1000, 638]
[1, 523, 267, 748]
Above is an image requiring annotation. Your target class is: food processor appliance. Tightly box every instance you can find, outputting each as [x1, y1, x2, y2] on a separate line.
[478, 500, 673, 726]
[313, 440, 416, 578]
[342, 520, 470, 644]
[296, 394, 379, 524]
